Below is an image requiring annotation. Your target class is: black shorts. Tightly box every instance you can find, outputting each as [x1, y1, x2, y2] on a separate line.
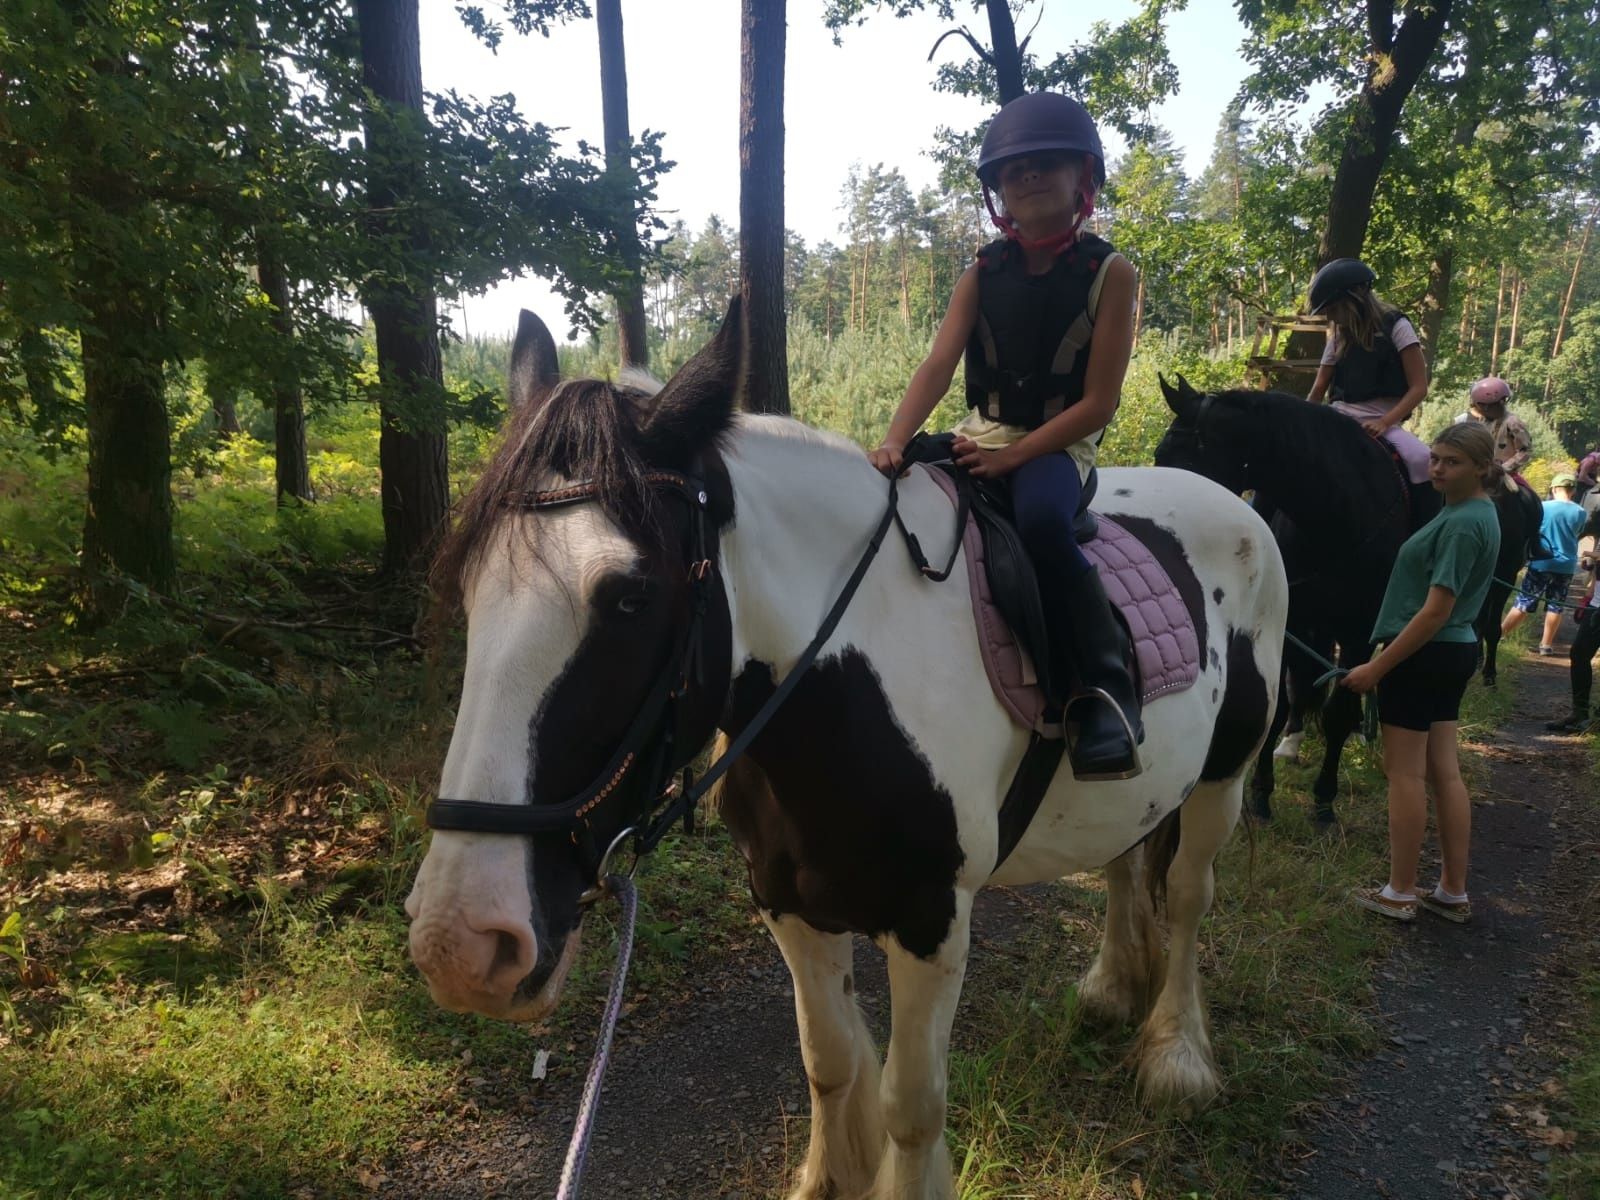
[1375, 640, 1478, 732]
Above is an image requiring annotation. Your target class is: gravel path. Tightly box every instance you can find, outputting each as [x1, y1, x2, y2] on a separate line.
[1287, 641, 1597, 1200]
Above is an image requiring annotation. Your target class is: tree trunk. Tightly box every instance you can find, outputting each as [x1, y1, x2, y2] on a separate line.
[897, 229, 911, 328]
[1546, 200, 1598, 402]
[738, 0, 789, 414]
[80, 289, 175, 598]
[256, 235, 313, 503]
[1316, 0, 1453, 265]
[356, 0, 450, 576]
[983, 0, 1025, 104]
[824, 258, 835, 341]
[1552, 202, 1597, 360]
[206, 368, 241, 442]
[1133, 274, 1145, 345]
[1414, 48, 1483, 363]
[1507, 270, 1523, 352]
[18, 327, 63, 418]
[1418, 244, 1453, 362]
[1490, 261, 1506, 374]
[596, 0, 649, 369]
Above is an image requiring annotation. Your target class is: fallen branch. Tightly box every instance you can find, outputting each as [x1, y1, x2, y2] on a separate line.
[7, 665, 178, 691]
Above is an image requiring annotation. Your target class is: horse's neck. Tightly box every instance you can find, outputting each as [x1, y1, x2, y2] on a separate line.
[719, 419, 892, 667]
[1246, 412, 1394, 540]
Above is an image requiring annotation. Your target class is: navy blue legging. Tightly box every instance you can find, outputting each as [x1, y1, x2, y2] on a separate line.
[1010, 453, 1093, 594]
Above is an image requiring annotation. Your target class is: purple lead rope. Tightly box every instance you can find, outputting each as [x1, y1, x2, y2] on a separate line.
[555, 875, 638, 1200]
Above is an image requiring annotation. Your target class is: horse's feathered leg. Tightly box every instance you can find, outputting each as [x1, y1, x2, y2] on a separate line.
[1079, 844, 1162, 1025]
[763, 913, 884, 1200]
[1135, 777, 1240, 1112]
[873, 890, 972, 1200]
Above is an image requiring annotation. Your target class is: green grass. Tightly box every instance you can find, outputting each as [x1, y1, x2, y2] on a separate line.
[1552, 970, 1600, 1199]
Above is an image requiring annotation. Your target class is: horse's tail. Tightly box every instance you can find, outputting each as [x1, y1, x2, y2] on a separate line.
[1144, 807, 1182, 913]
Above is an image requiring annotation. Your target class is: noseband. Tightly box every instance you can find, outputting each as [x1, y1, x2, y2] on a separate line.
[426, 462, 902, 905]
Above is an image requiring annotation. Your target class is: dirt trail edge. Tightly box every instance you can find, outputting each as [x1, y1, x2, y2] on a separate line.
[1289, 642, 1597, 1200]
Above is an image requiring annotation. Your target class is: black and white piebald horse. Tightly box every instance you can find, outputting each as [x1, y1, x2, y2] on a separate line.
[405, 307, 1288, 1200]
[1154, 377, 1537, 826]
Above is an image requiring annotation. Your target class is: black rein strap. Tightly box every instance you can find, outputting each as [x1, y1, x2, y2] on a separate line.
[426, 468, 902, 896]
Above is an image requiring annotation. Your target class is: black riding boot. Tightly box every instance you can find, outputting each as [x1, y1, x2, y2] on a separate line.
[1061, 565, 1145, 780]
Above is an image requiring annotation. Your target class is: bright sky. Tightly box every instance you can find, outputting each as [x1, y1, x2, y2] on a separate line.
[420, 0, 1257, 341]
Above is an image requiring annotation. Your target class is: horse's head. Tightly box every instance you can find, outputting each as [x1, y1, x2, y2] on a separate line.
[405, 303, 742, 1022]
[1153, 375, 1256, 495]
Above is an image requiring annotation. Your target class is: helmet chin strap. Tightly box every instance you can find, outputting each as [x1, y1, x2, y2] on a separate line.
[982, 182, 1097, 257]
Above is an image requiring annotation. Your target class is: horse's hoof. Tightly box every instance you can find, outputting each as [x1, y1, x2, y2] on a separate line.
[1313, 809, 1339, 834]
[1482, 675, 1497, 688]
[1137, 1030, 1221, 1115]
[1247, 797, 1273, 824]
[1077, 979, 1139, 1029]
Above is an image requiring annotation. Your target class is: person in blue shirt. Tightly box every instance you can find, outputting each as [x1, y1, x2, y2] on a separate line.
[1502, 473, 1588, 655]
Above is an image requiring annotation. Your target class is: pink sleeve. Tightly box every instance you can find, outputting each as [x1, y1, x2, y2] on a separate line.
[1319, 333, 1339, 366]
[1389, 317, 1421, 353]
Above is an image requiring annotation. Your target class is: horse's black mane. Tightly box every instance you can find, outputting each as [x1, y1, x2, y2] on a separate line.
[1202, 387, 1410, 532]
[1210, 387, 1394, 472]
[431, 377, 663, 610]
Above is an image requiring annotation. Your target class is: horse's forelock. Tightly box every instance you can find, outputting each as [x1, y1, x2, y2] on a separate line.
[430, 376, 662, 614]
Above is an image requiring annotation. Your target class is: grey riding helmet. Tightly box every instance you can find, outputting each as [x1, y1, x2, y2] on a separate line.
[976, 92, 1106, 189]
[1308, 258, 1377, 314]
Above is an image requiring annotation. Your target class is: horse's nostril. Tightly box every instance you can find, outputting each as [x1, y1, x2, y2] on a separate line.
[492, 929, 527, 976]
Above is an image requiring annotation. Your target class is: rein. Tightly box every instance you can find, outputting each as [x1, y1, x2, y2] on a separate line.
[554, 873, 636, 1200]
[426, 464, 902, 900]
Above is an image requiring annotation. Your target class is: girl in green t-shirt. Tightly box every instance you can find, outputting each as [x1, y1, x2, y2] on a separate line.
[1341, 422, 1503, 924]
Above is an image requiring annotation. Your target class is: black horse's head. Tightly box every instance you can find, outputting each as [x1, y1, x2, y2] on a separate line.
[1153, 374, 1260, 495]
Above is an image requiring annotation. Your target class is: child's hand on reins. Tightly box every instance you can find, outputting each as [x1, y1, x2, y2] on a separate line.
[868, 442, 905, 476]
[953, 436, 1019, 479]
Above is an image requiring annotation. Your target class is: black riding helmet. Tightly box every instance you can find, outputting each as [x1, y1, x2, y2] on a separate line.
[977, 92, 1106, 189]
[1308, 257, 1377, 314]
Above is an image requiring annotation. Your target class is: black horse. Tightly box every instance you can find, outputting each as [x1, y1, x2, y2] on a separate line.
[1154, 377, 1534, 826]
[1476, 477, 1544, 686]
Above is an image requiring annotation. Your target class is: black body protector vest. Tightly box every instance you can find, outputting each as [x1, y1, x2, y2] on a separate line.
[1330, 309, 1410, 406]
[964, 232, 1117, 431]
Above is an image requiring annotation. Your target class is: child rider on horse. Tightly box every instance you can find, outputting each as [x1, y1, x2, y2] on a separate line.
[868, 92, 1142, 781]
[1305, 259, 1435, 518]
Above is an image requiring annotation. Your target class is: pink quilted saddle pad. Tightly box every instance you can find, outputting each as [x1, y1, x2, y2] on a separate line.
[922, 467, 1201, 734]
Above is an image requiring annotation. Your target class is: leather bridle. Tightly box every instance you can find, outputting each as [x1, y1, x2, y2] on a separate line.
[425, 462, 901, 905]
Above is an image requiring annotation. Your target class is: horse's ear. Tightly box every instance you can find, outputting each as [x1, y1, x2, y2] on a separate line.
[508, 309, 561, 414]
[639, 296, 742, 464]
[1159, 372, 1196, 416]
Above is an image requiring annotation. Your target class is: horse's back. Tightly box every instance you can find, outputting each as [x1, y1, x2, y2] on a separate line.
[989, 466, 1287, 883]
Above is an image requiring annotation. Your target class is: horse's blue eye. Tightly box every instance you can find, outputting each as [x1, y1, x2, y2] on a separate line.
[617, 594, 648, 615]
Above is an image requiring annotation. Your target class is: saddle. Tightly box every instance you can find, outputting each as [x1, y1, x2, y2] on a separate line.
[898, 433, 1199, 735]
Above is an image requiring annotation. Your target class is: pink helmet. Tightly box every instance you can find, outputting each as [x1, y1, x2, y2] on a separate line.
[1470, 377, 1511, 405]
